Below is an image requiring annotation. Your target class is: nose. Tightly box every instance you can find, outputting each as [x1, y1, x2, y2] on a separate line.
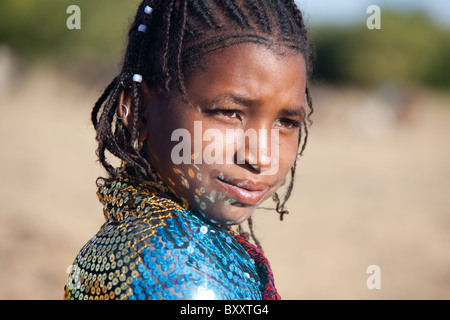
[235, 127, 279, 172]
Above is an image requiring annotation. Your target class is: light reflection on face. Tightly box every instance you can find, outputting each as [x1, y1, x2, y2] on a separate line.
[142, 43, 307, 226]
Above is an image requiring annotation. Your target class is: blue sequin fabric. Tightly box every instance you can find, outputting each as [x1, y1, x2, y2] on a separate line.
[64, 165, 267, 300]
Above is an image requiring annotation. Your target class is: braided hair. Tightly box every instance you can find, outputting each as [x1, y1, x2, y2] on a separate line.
[91, 0, 313, 223]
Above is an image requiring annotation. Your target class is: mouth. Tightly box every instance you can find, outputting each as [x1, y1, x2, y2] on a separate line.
[216, 176, 269, 205]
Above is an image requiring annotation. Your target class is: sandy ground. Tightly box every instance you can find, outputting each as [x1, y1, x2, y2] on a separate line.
[0, 66, 449, 300]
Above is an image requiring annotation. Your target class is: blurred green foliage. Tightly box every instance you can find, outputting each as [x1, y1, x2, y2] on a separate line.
[0, 0, 140, 66]
[310, 11, 450, 89]
[0, 2, 449, 89]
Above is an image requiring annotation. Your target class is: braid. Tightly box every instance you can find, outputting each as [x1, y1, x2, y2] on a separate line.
[130, 83, 140, 147]
[161, 0, 176, 94]
[305, 85, 314, 126]
[92, 0, 314, 224]
[188, 1, 220, 29]
[172, 0, 189, 97]
[247, 217, 263, 250]
[244, 0, 273, 34]
[184, 21, 197, 38]
[266, 0, 291, 37]
[283, 0, 311, 72]
[91, 76, 118, 129]
[217, 0, 252, 29]
[284, 0, 309, 41]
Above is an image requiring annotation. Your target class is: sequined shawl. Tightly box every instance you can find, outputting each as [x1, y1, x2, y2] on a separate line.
[64, 164, 280, 300]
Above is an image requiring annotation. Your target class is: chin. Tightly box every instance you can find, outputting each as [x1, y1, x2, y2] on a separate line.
[195, 202, 257, 226]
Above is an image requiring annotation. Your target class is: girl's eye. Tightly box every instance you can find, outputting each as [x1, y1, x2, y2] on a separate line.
[209, 109, 242, 119]
[275, 118, 301, 130]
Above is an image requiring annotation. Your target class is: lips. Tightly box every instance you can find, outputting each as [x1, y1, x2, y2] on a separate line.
[216, 177, 269, 205]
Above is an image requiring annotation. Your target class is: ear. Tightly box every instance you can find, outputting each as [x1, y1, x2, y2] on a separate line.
[117, 81, 152, 142]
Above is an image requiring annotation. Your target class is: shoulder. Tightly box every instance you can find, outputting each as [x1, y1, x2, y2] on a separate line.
[65, 208, 263, 300]
[64, 208, 174, 300]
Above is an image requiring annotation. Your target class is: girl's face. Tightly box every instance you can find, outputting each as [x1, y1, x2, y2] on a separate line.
[141, 43, 307, 225]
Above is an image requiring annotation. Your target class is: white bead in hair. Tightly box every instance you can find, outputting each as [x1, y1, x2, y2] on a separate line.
[138, 24, 147, 32]
[144, 6, 153, 14]
[133, 74, 143, 83]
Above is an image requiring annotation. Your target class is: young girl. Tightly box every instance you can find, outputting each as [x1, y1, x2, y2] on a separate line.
[64, 0, 313, 300]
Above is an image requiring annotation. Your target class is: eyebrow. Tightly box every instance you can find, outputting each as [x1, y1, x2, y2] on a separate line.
[206, 92, 304, 117]
[209, 92, 258, 108]
[279, 107, 304, 118]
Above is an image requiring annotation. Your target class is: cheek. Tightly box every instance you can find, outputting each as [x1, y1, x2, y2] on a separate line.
[144, 113, 216, 199]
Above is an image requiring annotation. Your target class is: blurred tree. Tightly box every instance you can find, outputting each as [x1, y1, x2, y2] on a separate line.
[0, 0, 140, 66]
[310, 11, 450, 89]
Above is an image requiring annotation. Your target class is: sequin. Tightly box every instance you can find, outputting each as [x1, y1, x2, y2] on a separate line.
[200, 226, 208, 234]
[156, 257, 164, 265]
[166, 241, 174, 250]
[152, 268, 161, 277]
[162, 289, 170, 298]
[142, 271, 151, 280]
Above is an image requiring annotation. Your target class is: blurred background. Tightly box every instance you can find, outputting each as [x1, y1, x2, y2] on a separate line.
[0, 0, 449, 299]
